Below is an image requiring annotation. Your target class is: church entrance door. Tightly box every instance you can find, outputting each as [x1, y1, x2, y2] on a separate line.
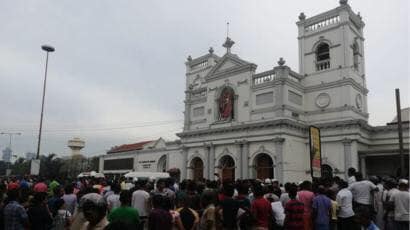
[219, 155, 235, 182]
[191, 157, 204, 180]
[255, 153, 274, 180]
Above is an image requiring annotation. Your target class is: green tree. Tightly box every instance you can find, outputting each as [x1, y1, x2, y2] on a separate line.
[40, 153, 64, 179]
[11, 158, 30, 176]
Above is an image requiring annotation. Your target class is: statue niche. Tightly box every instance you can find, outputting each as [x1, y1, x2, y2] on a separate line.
[218, 87, 234, 120]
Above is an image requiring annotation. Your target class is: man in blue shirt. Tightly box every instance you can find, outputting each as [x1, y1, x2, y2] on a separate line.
[312, 185, 331, 230]
[3, 189, 28, 230]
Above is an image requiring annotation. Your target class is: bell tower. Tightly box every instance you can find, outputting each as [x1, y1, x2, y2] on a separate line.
[297, 0, 369, 123]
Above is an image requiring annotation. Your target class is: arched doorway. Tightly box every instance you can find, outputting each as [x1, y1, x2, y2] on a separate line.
[157, 155, 167, 172]
[255, 153, 274, 180]
[191, 157, 204, 180]
[219, 155, 235, 182]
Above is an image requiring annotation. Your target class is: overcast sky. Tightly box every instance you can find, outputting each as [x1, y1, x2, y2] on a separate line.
[0, 0, 408, 159]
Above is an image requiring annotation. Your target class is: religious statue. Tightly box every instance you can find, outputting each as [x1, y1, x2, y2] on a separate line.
[219, 88, 234, 120]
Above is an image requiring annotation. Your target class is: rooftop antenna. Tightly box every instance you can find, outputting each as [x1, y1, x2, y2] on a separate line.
[226, 22, 229, 38]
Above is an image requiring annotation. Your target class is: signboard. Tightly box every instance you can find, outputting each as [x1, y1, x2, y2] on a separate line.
[103, 158, 134, 170]
[30, 159, 40, 175]
[309, 126, 322, 179]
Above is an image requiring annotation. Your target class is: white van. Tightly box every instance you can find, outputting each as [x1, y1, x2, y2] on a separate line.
[124, 171, 170, 182]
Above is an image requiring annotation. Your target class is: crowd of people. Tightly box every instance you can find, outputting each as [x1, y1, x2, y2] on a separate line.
[0, 167, 408, 230]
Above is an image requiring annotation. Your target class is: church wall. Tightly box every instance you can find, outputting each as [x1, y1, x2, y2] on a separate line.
[282, 136, 310, 182]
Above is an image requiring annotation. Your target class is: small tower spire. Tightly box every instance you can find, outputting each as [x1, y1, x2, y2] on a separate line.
[222, 22, 235, 53]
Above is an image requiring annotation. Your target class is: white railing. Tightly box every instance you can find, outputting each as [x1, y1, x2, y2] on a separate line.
[305, 15, 340, 32]
[191, 61, 208, 69]
[316, 60, 330, 71]
[253, 73, 276, 85]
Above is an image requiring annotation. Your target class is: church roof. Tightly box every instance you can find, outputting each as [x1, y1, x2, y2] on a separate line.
[107, 140, 154, 154]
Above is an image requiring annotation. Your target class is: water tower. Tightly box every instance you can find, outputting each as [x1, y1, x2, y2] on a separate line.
[67, 137, 85, 156]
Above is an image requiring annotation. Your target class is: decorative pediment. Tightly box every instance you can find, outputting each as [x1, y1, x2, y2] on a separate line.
[205, 53, 255, 79]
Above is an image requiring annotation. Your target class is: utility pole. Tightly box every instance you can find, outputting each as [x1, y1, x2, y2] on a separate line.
[395, 89, 405, 178]
[36, 45, 55, 159]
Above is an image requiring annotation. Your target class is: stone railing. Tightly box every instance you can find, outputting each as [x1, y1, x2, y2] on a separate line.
[190, 60, 208, 70]
[305, 15, 340, 32]
[316, 59, 330, 71]
[253, 72, 276, 86]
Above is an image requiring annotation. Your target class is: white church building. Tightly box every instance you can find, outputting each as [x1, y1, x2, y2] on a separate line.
[99, 1, 409, 183]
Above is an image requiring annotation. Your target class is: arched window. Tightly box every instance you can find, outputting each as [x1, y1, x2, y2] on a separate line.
[157, 155, 167, 172]
[352, 43, 360, 71]
[316, 43, 330, 71]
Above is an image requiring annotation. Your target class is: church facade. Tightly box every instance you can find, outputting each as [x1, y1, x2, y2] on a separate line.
[99, 1, 409, 182]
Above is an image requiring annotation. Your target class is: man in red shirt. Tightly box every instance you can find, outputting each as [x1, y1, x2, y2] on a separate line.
[251, 183, 273, 230]
[284, 183, 305, 230]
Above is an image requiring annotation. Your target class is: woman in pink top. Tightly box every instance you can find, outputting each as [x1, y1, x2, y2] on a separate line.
[297, 181, 314, 230]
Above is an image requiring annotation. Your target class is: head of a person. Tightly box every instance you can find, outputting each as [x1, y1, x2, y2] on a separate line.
[222, 182, 235, 198]
[53, 186, 64, 197]
[348, 167, 356, 177]
[6, 189, 19, 201]
[299, 180, 312, 191]
[54, 198, 65, 210]
[32, 192, 48, 205]
[317, 185, 326, 195]
[201, 190, 216, 208]
[162, 196, 174, 211]
[398, 179, 409, 191]
[284, 182, 292, 193]
[151, 194, 164, 209]
[338, 180, 348, 189]
[156, 179, 166, 191]
[288, 183, 298, 199]
[368, 176, 379, 185]
[272, 186, 282, 198]
[236, 181, 249, 196]
[355, 172, 363, 181]
[80, 194, 107, 226]
[252, 183, 264, 198]
[64, 184, 74, 194]
[112, 184, 121, 194]
[119, 190, 132, 206]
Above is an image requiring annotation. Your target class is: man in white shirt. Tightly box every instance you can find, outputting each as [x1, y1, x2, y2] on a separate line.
[336, 180, 357, 229]
[348, 172, 378, 217]
[390, 179, 409, 230]
[132, 181, 150, 230]
[383, 178, 399, 230]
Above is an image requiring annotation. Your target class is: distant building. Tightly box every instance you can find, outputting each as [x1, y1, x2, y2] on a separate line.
[25, 152, 36, 160]
[2, 147, 12, 163]
[99, 1, 409, 181]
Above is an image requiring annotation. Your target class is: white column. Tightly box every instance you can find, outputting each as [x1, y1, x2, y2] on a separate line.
[240, 140, 249, 179]
[273, 138, 285, 183]
[208, 144, 215, 180]
[181, 146, 188, 180]
[342, 138, 352, 179]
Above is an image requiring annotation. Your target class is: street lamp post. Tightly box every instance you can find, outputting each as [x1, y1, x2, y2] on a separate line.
[36, 45, 55, 159]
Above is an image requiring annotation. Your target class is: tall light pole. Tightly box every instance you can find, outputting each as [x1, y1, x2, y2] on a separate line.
[36, 45, 55, 159]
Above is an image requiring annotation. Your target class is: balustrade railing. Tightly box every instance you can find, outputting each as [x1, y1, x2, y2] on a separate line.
[253, 73, 276, 85]
[191, 61, 208, 69]
[316, 60, 330, 71]
[305, 15, 340, 32]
